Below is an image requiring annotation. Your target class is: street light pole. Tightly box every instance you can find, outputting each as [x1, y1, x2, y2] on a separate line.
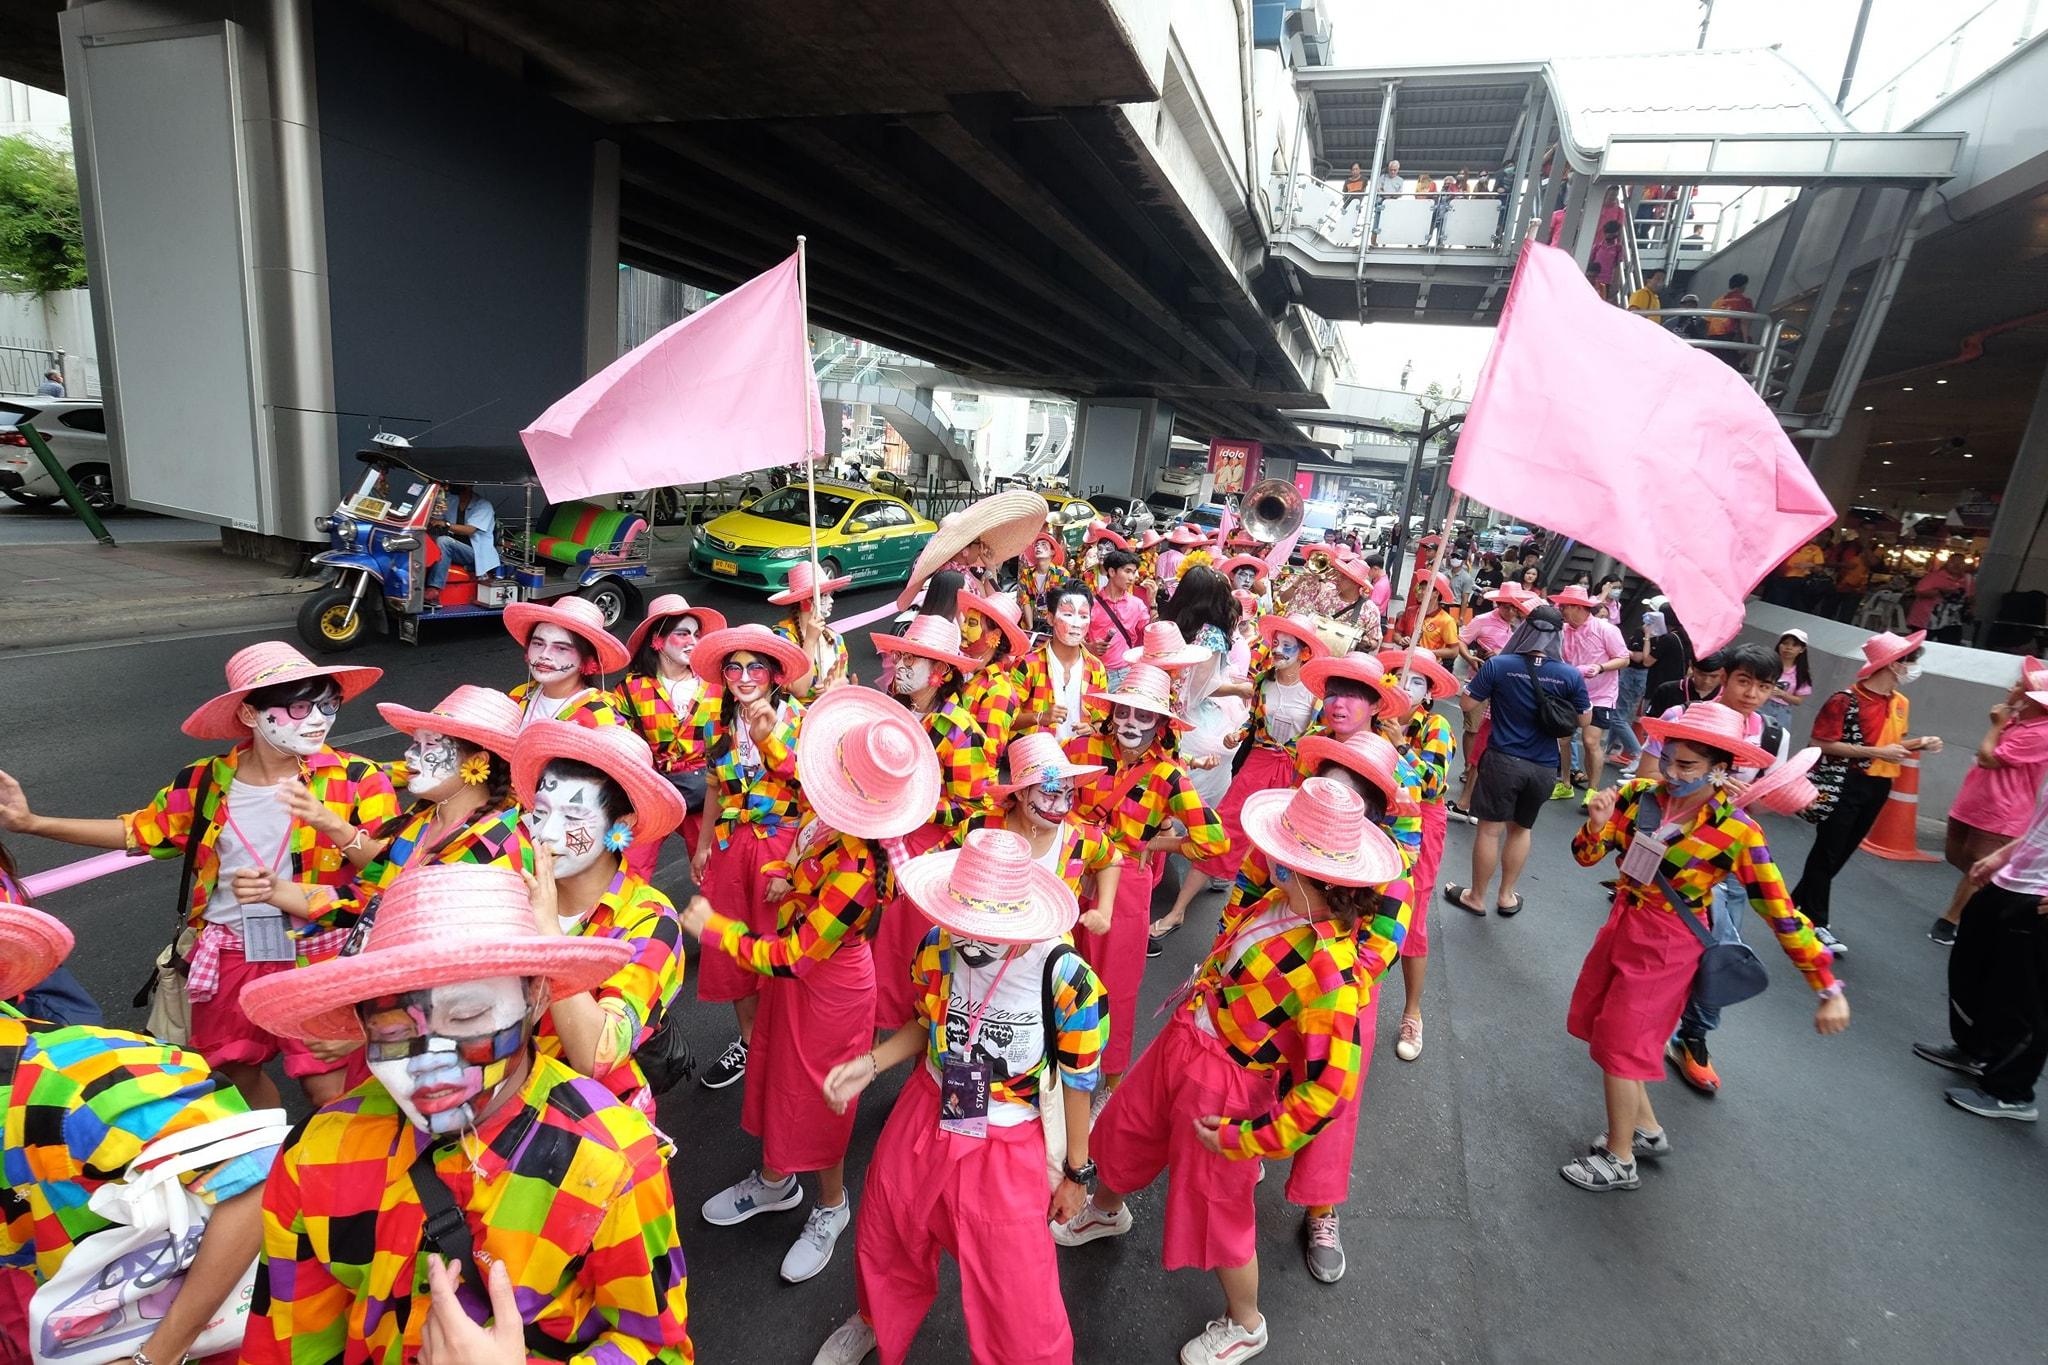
[1696, 0, 1715, 49]
[1836, 0, 1877, 109]
[1389, 410, 1464, 582]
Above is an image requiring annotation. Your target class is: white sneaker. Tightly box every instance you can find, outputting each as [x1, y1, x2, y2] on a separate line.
[1394, 1014, 1424, 1062]
[780, 1199, 851, 1283]
[701, 1169, 803, 1226]
[1180, 1314, 1269, 1364]
[1050, 1199, 1133, 1247]
[813, 1314, 877, 1365]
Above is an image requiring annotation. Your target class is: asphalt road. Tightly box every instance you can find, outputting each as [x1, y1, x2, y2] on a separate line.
[3, 577, 2045, 1363]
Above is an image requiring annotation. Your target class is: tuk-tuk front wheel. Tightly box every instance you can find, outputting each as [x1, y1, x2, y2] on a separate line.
[298, 587, 369, 652]
[577, 579, 641, 629]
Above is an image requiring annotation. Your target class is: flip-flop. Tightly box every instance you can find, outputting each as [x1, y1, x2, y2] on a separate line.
[1443, 884, 1487, 916]
[1148, 919, 1183, 940]
[1497, 895, 1525, 917]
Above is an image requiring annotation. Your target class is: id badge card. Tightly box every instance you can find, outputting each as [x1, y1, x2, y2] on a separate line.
[938, 1060, 990, 1138]
[240, 905, 297, 963]
[1618, 833, 1670, 885]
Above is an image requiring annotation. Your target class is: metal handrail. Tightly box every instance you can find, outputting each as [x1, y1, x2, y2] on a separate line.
[1845, 0, 2043, 132]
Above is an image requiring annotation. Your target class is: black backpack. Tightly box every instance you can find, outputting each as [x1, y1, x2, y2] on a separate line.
[1523, 654, 1582, 739]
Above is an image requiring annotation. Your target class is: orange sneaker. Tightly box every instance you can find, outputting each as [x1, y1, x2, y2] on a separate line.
[1667, 1035, 1720, 1095]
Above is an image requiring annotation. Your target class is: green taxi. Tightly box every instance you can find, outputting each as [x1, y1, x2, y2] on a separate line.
[690, 482, 938, 592]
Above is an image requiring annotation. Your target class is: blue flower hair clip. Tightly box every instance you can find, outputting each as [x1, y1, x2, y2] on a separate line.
[603, 820, 634, 853]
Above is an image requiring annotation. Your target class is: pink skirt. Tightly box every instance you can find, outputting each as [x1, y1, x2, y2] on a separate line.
[871, 823, 956, 1032]
[1075, 853, 1159, 1075]
[1405, 801, 1449, 959]
[743, 937, 876, 1173]
[1195, 746, 1296, 878]
[1567, 896, 1705, 1081]
[696, 824, 796, 1005]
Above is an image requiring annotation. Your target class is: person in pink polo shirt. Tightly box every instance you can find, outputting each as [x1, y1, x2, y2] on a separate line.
[1086, 550, 1151, 691]
[1554, 585, 1631, 802]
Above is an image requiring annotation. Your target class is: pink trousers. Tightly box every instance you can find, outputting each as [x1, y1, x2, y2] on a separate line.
[871, 823, 954, 1032]
[1195, 747, 1296, 878]
[742, 938, 875, 1173]
[1282, 996, 1379, 1207]
[1074, 853, 1160, 1075]
[1404, 800, 1449, 959]
[1568, 895, 1705, 1081]
[855, 1068, 1073, 1365]
[696, 824, 795, 1005]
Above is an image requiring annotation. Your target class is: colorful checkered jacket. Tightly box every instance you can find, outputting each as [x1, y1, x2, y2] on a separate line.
[913, 929, 1108, 1112]
[120, 744, 401, 935]
[1221, 841, 1413, 982]
[1064, 732, 1227, 863]
[962, 659, 1025, 761]
[923, 698, 996, 830]
[1572, 779, 1838, 992]
[688, 689, 806, 846]
[1394, 709, 1457, 806]
[1013, 645, 1109, 736]
[244, 1056, 691, 1364]
[308, 800, 536, 933]
[537, 866, 685, 1112]
[510, 681, 629, 730]
[618, 672, 706, 773]
[707, 822, 889, 977]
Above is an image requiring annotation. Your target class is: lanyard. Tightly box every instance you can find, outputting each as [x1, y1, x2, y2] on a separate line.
[219, 786, 295, 877]
[949, 951, 1020, 1055]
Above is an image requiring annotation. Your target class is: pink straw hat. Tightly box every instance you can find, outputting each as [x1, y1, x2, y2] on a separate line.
[691, 623, 814, 693]
[796, 686, 942, 839]
[1166, 523, 1209, 547]
[1240, 776, 1404, 888]
[1548, 584, 1602, 610]
[1857, 629, 1927, 680]
[511, 721, 686, 845]
[960, 590, 1030, 658]
[181, 640, 384, 742]
[377, 685, 523, 761]
[871, 614, 981, 675]
[0, 903, 73, 1000]
[1086, 522, 1131, 551]
[1136, 528, 1166, 551]
[1297, 729, 1420, 817]
[993, 730, 1105, 798]
[1301, 653, 1409, 720]
[1135, 620, 1209, 669]
[503, 595, 631, 675]
[1640, 700, 1776, 772]
[625, 594, 729, 660]
[896, 490, 1049, 608]
[1376, 646, 1460, 701]
[1729, 746, 1823, 817]
[1085, 662, 1192, 731]
[1258, 613, 1332, 661]
[1331, 556, 1374, 589]
[1218, 554, 1269, 580]
[895, 828, 1079, 944]
[239, 863, 631, 1043]
[769, 559, 855, 608]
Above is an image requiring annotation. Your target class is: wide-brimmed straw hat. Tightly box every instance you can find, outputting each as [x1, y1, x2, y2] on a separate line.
[625, 594, 728, 660]
[796, 686, 941, 839]
[1136, 529, 1166, 551]
[377, 686, 522, 761]
[960, 591, 1030, 658]
[1640, 701, 1775, 772]
[512, 722, 685, 845]
[1166, 523, 1209, 548]
[1086, 662, 1192, 731]
[691, 623, 815, 693]
[1135, 620, 1209, 669]
[992, 731, 1104, 798]
[1331, 556, 1374, 589]
[1857, 629, 1927, 680]
[1085, 522, 1131, 551]
[1548, 584, 1602, 610]
[1376, 646, 1460, 701]
[1297, 729, 1420, 817]
[872, 614, 981, 675]
[504, 596, 631, 675]
[895, 490, 1049, 608]
[1301, 653, 1407, 720]
[0, 903, 73, 999]
[1730, 746, 1822, 816]
[182, 641, 384, 742]
[1258, 613, 1332, 661]
[895, 828, 1078, 945]
[1414, 571, 1456, 604]
[769, 559, 854, 608]
[1219, 555, 1269, 580]
[239, 863, 631, 1043]
[1240, 776, 1403, 888]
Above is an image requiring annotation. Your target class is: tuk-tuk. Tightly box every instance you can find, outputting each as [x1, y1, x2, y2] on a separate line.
[297, 439, 651, 652]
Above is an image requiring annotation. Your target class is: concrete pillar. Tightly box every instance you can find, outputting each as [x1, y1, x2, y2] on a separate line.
[823, 399, 843, 458]
[1973, 359, 2048, 645]
[1805, 403, 1874, 515]
[1073, 398, 1177, 500]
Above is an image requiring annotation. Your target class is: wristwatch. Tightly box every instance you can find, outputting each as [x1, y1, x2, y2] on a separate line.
[1062, 1158, 1097, 1187]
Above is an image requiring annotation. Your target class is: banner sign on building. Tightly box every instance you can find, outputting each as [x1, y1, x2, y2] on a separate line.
[1207, 438, 1261, 498]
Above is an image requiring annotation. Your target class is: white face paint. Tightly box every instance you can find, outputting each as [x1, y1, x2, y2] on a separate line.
[1271, 634, 1303, 665]
[403, 730, 462, 801]
[1403, 674, 1432, 706]
[1053, 595, 1091, 648]
[1233, 567, 1257, 590]
[892, 654, 937, 700]
[811, 592, 835, 623]
[526, 623, 582, 686]
[721, 649, 775, 703]
[361, 977, 532, 1135]
[953, 936, 1006, 968]
[1022, 774, 1073, 827]
[248, 685, 339, 757]
[522, 764, 614, 877]
[656, 616, 702, 669]
[1111, 703, 1161, 753]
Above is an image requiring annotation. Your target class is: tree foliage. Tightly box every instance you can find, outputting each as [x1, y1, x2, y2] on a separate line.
[0, 136, 86, 295]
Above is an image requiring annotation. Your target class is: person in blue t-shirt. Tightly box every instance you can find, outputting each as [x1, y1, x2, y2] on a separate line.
[1445, 605, 1589, 917]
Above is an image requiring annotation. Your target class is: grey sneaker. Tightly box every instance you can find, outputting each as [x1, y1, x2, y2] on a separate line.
[1945, 1086, 2038, 1122]
[1928, 917, 1958, 946]
[1560, 1145, 1640, 1191]
[1913, 1041, 1984, 1077]
[1050, 1199, 1132, 1247]
[780, 1199, 851, 1283]
[1303, 1210, 1345, 1283]
[701, 1169, 803, 1226]
[813, 1314, 877, 1365]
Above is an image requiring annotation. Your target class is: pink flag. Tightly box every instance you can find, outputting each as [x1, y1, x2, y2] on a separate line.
[1213, 502, 1236, 551]
[521, 253, 826, 502]
[1265, 527, 1303, 569]
[1449, 242, 1834, 651]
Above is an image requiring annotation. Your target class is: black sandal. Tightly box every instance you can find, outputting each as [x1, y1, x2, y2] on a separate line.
[1443, 884, 1487, 916]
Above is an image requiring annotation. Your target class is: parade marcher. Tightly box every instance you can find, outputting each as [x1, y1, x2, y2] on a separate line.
[0, 900, 286, 1365]
[1016, 578, 1110, 745]
[1564, 703, 1847, 1191]
[959, 590, 1031, 763]
[1065, 664, 1227, 1091]
[772, 560, 855, 702]
[1760, 628, 1814, 734]
[1157, 567, 1253, 812]
[0, 641, 397, 1111]
[237, 863, 693, 1363]
[895, 488, 1049, 609]
[813, 828, 1109, 1365]
[1087, 550, 1150, 691]
[869, 615, 999, 1031]
[1553, 583, 1631, 802]
[0, 837, 101, 1026]
[513, 721, 688, 1117]
[1792, 630, 1944, 957]
[1450, 585, 1534, 820]
[1053, 779, 1400, 1365]
[1931, 662, 2048, 946]
[621, 593, 729, 877]
[1219, 554, 1274, 614]
[1019, 531, 1066, 631]
[505, 594, 631, 729]
[684, 687, 940, 1284]
[688, 623, 814, 1090]
[1379, 645, 1461, 1062]
[1158, 522, 1208, 586]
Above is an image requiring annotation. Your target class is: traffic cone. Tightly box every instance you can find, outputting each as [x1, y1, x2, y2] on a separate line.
[1859, 754, 1939, 862]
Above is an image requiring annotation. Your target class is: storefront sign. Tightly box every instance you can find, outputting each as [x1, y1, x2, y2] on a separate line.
[1207, 439, 1261, 497]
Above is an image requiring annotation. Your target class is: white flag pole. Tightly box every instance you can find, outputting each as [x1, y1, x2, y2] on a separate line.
[797, 236, 823, 596]
[1397, 493, 1464, 700]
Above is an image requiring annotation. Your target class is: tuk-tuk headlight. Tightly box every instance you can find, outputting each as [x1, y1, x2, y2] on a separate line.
[315, 515, 335, 533]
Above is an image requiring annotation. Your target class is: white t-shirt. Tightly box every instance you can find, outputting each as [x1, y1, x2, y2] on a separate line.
[520, 688, 584, 728]
[939, 941, 1058, 1128]
[660, 672, 702, 716]
[1261, 678, 1315, 746]
[1047, 649, 1089, 742]
[204, 779, 292, 930]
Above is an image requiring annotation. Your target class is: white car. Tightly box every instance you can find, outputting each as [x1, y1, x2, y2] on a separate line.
[0, 398, 119, 512]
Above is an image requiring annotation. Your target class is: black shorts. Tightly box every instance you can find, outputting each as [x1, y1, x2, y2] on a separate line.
[1590, 706, 1618, 728]
[1471, 748, 1557, 829]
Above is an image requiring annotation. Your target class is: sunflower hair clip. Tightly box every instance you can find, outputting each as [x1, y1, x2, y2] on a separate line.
[460, 754, 492, 787]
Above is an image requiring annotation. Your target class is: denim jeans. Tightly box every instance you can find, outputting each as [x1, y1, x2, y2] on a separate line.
[426, 534, 475, 590]
[1677, 878, 1748, 1037]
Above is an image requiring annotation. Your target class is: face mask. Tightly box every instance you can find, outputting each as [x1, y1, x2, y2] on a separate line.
[523, 765, 615, 877]
[657, 619, 701, 668]
[1112, 704, 1160, 752]
[403, 730, 463, 801]
[361, 978, 531, 1135]
[251, 689, 338, 757]
[1053, 598, 1090, 647]
[1658, 758, 1718, 798]
[892, 655, 937, 699]
[526, 624, 582, 685]
[1896, 662, 1922, 685]
[1272, 635, 1303, 665]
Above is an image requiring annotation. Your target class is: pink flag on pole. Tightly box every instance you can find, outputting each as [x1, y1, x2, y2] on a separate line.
[520, 253, 826, 503]
[1449, 242, 1834, 652]
[1213, 503, 1236, 551]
